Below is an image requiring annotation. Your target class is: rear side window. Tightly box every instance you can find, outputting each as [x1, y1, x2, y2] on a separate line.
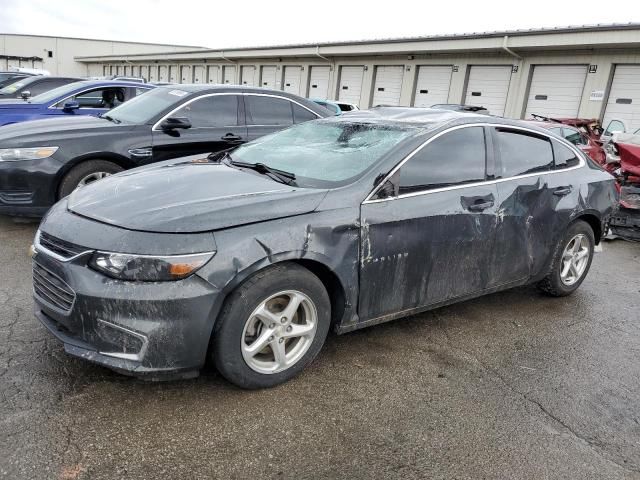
[173, 95, 238, 127]
[563, 128, 588, 146]
[246, 96, 293, 126]
[398, 127, 486, 194]
[553, 140, 581, 169]
[292, 103, 318, 123]
[495, 129, 553, 177]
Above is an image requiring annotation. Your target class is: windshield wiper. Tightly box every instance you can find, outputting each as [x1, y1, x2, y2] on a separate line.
[100, 114, 121, 124]
[229, 159, 297, 186]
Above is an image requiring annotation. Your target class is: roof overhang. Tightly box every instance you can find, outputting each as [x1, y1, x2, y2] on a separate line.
[75, 24, 640, 63]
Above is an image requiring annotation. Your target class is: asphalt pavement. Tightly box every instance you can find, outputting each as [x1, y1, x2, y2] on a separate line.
[0, 215, 638, 479]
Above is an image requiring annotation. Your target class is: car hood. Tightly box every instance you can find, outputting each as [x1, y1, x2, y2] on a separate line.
[67, 160, 329, 233]
[0, 115, 130, 145]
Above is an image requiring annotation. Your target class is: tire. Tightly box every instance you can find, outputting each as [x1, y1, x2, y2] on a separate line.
[212, 263, 331, 389]
[58, 160, 124, 199]
[537, 220, 595, 297]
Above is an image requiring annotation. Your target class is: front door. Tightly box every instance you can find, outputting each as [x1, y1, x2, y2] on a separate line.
[152, 93, 247, 162]
[359, 125, 499, 321]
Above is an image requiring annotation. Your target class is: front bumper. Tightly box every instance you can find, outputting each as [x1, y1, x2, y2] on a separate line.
[0, 157, 61, 216]
[33, 246, 222, 377]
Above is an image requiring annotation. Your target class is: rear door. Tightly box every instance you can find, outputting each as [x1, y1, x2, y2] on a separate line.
[488, 127, 556, 286]
[244, 94, 319, 140]
[151, 93, 247, 162]
[359, 126, 498, 320]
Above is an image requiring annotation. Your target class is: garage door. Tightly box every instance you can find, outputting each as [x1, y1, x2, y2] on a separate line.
[372, 66, 404, 106]
[180, 65, 192, 83]
[169, 66, 178, 83]
[261, 66, 278, 89]
[413, 66, 453, 107]
[603, 65, 640, 133]
[525, 65, 588, 119]
[148, 66, 157, 82]
[207, 66, 219, 84]
[193, 65, 205, 84]
[158, 65, 168, 82]
[241, 66, 256, 86]
[283, 66, 302, 95]
[222, 65, 236, 84]
[308, 66, 330, 99]
[464, 66, 512, 116]
[338, 66, 365, 106]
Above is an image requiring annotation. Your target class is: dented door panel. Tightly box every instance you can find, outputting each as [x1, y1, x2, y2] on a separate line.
[359, 184, 498, 321]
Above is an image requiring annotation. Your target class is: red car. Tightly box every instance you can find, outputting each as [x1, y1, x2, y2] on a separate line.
[608, 134, 640, 241]
[528, 120, 607, 166]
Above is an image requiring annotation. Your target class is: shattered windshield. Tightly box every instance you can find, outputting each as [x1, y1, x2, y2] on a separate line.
[229, 121, 416, 188]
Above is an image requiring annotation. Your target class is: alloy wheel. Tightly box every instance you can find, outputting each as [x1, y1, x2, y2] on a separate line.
[76, 171, 112, 189]
[560, 233, 591, 286]
[241, 290, 318, 374]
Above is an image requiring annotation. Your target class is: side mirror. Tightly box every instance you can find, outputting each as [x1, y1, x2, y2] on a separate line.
[20, 91, 31, 100]
[62, 101, 80, 112]
[159, 116, 192, 131]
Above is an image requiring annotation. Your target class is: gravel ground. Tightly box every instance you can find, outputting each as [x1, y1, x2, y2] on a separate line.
[0, 215, 639, 480]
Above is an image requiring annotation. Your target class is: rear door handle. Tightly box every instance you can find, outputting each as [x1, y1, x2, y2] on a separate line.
[553, 186, 572, 196]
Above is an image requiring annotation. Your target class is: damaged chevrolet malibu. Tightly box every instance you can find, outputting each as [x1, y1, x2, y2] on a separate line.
[32, 108, 617, 388]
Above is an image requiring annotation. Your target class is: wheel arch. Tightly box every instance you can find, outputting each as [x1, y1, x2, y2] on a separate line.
[217, 251, 350, 331]
[571, 211, 603, 244]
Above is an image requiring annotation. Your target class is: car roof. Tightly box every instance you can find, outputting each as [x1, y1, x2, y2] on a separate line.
[64, 79, 156, 89]
[323, 107, 554, 134]
[155, 84, 307, 97]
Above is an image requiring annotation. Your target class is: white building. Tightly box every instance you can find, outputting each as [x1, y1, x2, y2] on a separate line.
[4, 25, 640, 130]
[0, 33, 205, 77]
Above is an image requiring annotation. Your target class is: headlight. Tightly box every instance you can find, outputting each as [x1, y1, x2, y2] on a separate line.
[0, 147, 59, 162]
[89, 251, 215, 281]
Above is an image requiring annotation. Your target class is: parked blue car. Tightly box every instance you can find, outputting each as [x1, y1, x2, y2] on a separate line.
[0, 80, 155, 126]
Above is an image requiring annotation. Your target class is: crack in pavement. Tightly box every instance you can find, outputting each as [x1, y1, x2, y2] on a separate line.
[432, 313, 640, 476]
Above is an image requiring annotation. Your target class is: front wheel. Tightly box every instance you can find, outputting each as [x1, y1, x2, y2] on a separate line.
[538, 220, 595, 297]
[212, 263, 331, 389]
[58, 160, 123, 199]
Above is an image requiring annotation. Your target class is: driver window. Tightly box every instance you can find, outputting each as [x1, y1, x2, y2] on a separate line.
[59, 88, 126, 109]
[397, 127, 486, 195]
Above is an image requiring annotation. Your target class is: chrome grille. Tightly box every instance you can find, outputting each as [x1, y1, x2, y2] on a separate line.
[32, 262, 76, 312]
[38, 232, 88, 260]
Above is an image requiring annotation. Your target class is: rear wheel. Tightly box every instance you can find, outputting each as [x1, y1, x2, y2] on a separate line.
[58, 160, 123, 199]
[538, 220, 595, 297]
[212, 263, 331, 389]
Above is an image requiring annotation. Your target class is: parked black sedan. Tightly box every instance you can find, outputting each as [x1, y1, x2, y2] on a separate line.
[32, 108, 617, 388]
[0, 85, 330, 216]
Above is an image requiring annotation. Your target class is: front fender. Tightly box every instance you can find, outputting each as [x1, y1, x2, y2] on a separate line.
[197, 208, 361, 331]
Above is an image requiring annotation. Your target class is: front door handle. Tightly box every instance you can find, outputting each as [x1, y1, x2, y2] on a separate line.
[461, 194, 495, 212]
[222, 133, 243, 143]
[553, 186, 572, 196]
